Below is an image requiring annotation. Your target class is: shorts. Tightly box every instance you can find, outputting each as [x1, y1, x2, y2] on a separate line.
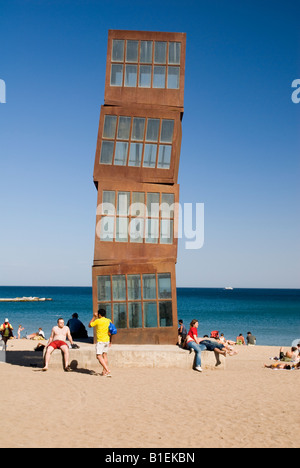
[49, 340, 68, 350]
[96, 341, 110, 355]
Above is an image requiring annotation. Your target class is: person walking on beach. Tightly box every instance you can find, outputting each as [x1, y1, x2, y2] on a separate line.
[0, 319, 14, 346]
[186, 320, 207, 373]
[42, 318, 74, 372]
[89, 309, 112, 377]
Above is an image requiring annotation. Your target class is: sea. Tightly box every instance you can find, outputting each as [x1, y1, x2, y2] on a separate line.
[0, 287, 299, 347]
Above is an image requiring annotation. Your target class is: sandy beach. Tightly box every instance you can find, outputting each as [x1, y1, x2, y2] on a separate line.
[0, 339, 299, 449]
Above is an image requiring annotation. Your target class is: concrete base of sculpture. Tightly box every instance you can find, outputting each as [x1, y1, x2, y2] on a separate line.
[45, 343, 225, 371]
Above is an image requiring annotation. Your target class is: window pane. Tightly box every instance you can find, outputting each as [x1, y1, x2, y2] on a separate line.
[132, 117, 145, 141]
[158, 273, 172, 299]
[125, 65, 137, 87]
[157, 145, 171, 169]
[102, 191, 116, 214]
[128, 143, 143, 167]
[147, 193, 160, 217]
[117, 116, 131, 140]
[116, 217, 128, 242]
[168, 42, 181, 64]
[145, 218, 159, 244]
[103, 115, 117, 139]
[113, 303, 127, 328]
[143, 274, 157, 300]
[126, 40, 138, 62]
[154, 41, 167, 64]
[167, 66, 180, 89]
[143, 144, 157, 168]
[117, 191, 130, 215]
[97, 276, 111, 302]
[98, 303, 112, 320]
[153, 66, 165, 88]
[112, 40, 124, 62]
[159, 302, 173, 327]
[131, 192, 145, 216]
[144, 302, 158, 327]
[161, 193, 175, 218]
[129, 218, 144, 243]
[100, 141, 114, 164]
[146, 119, 160, 142]
[139, 65, 151, 88]
[114, 142, 128, 166]
[111, 64, 123, 86]
[160, 120, 174, 143]
[128, 303, 142, 328]
[160, 219, 173, 244]
[99, 216, 114, 242]
[112, 275, 126, 301]
[127, 275, 141, 300]
[140, 41, 152, 63]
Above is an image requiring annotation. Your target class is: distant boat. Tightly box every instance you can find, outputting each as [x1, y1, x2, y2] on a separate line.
[0, 297, 52, 302]
[224, 287, 233, 290]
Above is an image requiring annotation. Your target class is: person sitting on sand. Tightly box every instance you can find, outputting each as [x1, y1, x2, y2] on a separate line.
[27, 328, 46, 340]
[43, 318, 74, 372]
[279, 347, 299, 362]
[220, 333, 237, 347]
[236, 334, 246, 345]
[246, 332, 256, 346]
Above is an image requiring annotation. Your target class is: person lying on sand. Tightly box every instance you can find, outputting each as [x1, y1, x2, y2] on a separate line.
[264, 361, 300, 370]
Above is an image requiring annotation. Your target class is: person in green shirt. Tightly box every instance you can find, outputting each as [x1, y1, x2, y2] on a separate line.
[89, 309, 112, 377]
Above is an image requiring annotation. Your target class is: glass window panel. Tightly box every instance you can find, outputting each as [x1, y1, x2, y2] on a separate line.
[144, 302, 158, 328]
[102, 191, 116, 215]
[147, 193, 160, 218]
[128, 143, 143, 167]
[111, 64, 123, 86]
[143, 144, 157, 168]
[125, 65, 137, 87]
[140, 41, 153, 63]
[97, 276, 111, 302]
[160, 120, 174, 143]
[98, 304, 112, 320]
[127, 275, 141, 300]
[159, 302, 173, 327]
[158, 273, 172, 299]
[112, 40, 124, 62]
[139, 65, 151, 88]
[99, 216, 114, 242]
[143, 274, 157, 300]
[112, 275, 126, 301]
[113, 303, 127, 328]
[100, 141, 114, 165]
[132, 118, 145, 141]
[117, 191, 130, 215]
[167, 66, 180, 89]
[114, 142, 128, 166]
[146, 119, 160, 142]
[117, 116, 131, 140]
[145, 218, 159, 244]
[161, 193, 175, 218]
[128, 303, 142, 328]
[157, 145, 171, 169]
[129, 218, 144, 243]
[154, 41, 167, 64]
[126, 40, 138, 62]
[116, 217, 128, 242]
[168, 42, 181, 64]
[160, 219, 173, 244]
[153, 66, 166, 88]
[103, 115, 117, 139]
[131, 192, 145, 216]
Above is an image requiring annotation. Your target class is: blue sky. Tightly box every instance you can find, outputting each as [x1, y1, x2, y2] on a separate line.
[0, 0, 299, 287]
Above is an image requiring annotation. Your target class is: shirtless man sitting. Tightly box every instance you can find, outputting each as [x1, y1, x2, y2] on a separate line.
[43, 318, 74, 372]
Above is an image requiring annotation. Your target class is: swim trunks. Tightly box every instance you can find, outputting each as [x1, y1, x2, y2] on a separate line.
[48, 340, 68, 349]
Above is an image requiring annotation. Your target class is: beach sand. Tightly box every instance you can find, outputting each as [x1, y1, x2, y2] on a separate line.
[0, 340, 299, 448]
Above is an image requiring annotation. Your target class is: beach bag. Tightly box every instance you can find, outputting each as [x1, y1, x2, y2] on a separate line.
[109, 322, 117, 335]
[210, 330, 219, 339]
